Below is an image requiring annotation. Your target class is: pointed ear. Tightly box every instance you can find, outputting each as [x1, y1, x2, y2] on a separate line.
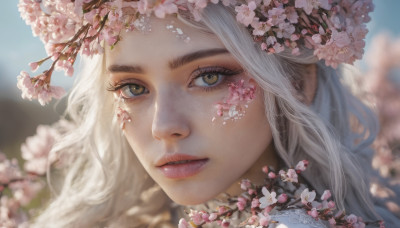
[303, 64, 318, 105]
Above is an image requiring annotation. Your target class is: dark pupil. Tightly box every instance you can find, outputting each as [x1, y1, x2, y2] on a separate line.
[203, 74, 219, 85]
[130, 85, 144, 95]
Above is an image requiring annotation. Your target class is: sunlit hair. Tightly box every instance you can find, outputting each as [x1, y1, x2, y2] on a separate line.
[33, 3, 398, 228]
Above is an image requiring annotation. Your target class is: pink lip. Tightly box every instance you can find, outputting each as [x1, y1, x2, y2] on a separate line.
[156, 154, 209, 179]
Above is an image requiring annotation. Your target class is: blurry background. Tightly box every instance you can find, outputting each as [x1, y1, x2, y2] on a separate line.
[0, 1, 399, 163]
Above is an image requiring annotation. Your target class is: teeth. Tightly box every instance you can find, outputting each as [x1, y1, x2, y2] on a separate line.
[166, 160, 191, 165]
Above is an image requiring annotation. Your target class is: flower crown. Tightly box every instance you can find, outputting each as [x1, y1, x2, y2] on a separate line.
[17, 0, 373, 105]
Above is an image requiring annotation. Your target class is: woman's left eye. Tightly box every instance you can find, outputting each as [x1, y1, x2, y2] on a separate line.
[193, 72, 224, 87]
[190, 67, 242, 89]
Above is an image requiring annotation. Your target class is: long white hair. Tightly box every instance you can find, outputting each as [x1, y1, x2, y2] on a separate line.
[32, 3, 399, 227]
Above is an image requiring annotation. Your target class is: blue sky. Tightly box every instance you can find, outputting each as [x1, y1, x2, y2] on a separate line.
[1, 0, 399, 99]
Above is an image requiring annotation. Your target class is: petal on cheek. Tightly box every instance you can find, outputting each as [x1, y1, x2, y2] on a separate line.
[115, 107, 132, 130]
[213, 79, 257, 124]
[114, 94, 132, 131]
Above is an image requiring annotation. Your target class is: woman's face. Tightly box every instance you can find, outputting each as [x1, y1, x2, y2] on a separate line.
[106, 17, 275, 205]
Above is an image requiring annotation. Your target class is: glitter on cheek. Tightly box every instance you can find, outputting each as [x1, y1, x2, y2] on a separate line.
[213, 79, 256, 125]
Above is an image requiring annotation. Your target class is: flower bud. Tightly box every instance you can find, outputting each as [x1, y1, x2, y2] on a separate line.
[278, 193, 288, 203]
[268, 172, 276, 179]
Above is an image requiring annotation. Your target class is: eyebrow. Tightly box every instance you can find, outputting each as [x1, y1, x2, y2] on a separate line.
[107, 65, 144, 74]
[107, 48, 229, 74]
[169, 48, 229, 69]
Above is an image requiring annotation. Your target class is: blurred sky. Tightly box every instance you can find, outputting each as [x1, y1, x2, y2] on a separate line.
[0, 0, 399, 101]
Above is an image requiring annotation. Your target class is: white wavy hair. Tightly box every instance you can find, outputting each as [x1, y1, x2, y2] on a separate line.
[32, 3, 399, 228]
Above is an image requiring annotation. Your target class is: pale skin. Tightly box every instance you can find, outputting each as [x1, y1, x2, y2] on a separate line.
[104, 17, 320, 206]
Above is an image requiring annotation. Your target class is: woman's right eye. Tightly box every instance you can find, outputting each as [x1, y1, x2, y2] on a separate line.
[119, 84, 148, 99]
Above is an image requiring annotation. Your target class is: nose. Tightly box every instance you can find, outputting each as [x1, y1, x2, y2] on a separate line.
[151, 91, 190, 141]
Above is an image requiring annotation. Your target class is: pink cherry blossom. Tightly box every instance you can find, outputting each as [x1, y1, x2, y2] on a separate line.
[266, 36, 277, 46]
[285, 6, 299, 23]
[276, 22, 295, 39]
[189, 209, 204, 225]
[221, 219, 230, 227]
[262, 166, 268, 174]
[9, 180, 43, 206]
[235, 1, 257, 26]
[189, 0, 208, 9]
[313, 28, 364, 68]
[267, 7, 286, 26]
[208, 213, 218, 221]
[251, 19, 271, 36]
[300, 188, 316, 204]
[218, 206, 227, 214]
[277, 193, 288, 203]
[327, 200, 335, 209]
[308, 208, 319, 218]
[0, 196, 29, 227]
[0, 153, 22, 184]
[178, 218, 189, 228]
[259, 187, 277, 208]
[21, 125, 60, 175]
[29, 62, 39, 72]
[251, 198, 259, 208]
[321, 190, 331, 201]
[273, 43, 284, 53]
[331, 30, 351, 48]
[153, 0, 178, 18]
[295, 0, 331, 15]
[258, 212, 270, 226]
[312, 34, 322, 44]
[17, 71, 66, 106]
[248, 188, 256, 195]
[283, 169, 298, 182]
[241, 178, 252, 190]
[268, 172, 276, 179]
[346, 214, 358, 224]
[261, 42, 267, 50]
[237, 197, 247, 211]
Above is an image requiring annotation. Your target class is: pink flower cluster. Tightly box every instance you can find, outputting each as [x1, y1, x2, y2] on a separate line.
[361, 34, 400, 179]
[235, 0, 373, 68]
[215, 79, 256, 122]
[17, 71, 65, 106]
[17, 0, 373, 105]
[0, 153, 43, 227]
[21, 124, 61, 175]
[0, 119, 74, 227]
[179, 160, 384, 227]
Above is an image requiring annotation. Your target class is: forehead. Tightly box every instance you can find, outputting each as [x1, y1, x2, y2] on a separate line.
[106, 16, 226, 68]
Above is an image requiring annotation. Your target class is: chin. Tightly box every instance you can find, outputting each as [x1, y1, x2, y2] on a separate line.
[171, 197, 211, 206]
[163, 187, 219, 206]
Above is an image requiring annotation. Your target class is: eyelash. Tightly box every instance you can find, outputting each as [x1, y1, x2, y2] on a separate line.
[107, 66, 243, 100]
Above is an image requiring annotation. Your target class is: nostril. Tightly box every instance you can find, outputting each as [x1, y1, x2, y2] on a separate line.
[172, 133, 182, 137]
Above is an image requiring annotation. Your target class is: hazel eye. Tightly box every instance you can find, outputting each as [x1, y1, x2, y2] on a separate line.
[193, 73, 223, 87]
[120, 84, 147, 98]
